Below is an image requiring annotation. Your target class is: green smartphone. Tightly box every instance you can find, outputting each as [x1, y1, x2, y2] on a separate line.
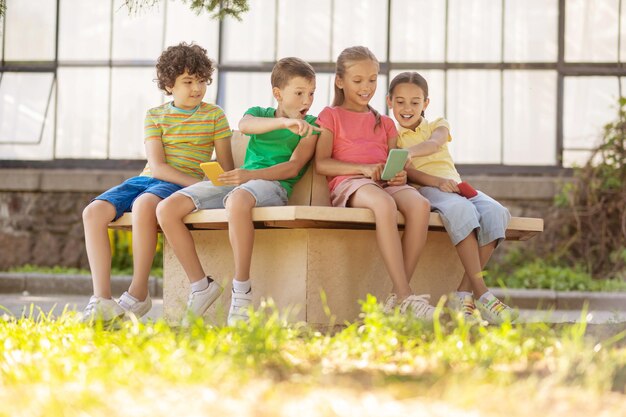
[381, 149, 409, 181]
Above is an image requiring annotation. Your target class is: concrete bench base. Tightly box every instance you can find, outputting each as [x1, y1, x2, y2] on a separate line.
[163, 228, 463, 325]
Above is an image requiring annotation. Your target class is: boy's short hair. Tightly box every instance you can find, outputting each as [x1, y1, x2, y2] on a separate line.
[271, 57, 316, 89]
[156, 42, 214, 94]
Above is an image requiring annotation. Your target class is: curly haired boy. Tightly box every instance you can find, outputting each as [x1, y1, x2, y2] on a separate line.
[80, 42, 233, 323]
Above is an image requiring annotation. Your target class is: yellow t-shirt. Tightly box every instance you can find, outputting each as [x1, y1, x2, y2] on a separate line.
[397, 117, 462, 183]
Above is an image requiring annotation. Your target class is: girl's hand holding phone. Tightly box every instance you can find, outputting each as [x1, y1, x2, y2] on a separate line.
[387, 170, 407, 186]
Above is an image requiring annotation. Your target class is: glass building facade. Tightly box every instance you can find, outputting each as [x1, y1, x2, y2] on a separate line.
[1, 0, 625, 169]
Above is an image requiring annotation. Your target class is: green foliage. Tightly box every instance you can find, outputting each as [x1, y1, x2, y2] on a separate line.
[529, 97, 626, 280]
[108, 230, 163, 276]
[0, 0, 5, 19]
[0, 298, 624, 415]
[123, 0, 249, 20]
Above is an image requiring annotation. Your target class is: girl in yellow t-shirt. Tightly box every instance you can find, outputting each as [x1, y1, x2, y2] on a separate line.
[386, 71, 517, 325]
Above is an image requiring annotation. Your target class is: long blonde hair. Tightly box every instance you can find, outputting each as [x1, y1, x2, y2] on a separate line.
[333, 46, 381, 130]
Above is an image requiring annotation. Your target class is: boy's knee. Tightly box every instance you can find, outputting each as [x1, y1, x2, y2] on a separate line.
[225, 190, 255, 215]
[155, 198, 177, 225]
[82, 200, 113, 224]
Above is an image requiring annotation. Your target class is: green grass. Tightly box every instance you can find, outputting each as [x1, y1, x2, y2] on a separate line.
[0, 296, 625, 416]
[7, 264, 163, 279]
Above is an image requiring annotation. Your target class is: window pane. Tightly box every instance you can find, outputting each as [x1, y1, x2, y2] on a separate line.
[56, 68, 110, 158]
[109, 68, 163, 159]
[277, 0, 331, 62]
[562, 150, 593, 168]
[447, 70, 501, 163]
[112, 0, 164, 61]
[388, 70, 446, 121]
[59, 0, 111, 61]
[5, 0, 56, 60]
[503, 71, 557, 165]
[504, 0, 558, 62]
[222, 0, 276, 62]
[563, 77, 619, 153]
[390, 0, 446, 62]
[309, 74, 333, 118]
[332, 0, 388, 61]
[164, 0, 219, 59]
[222, 73, 273, 130]
[448, 0, 501, 62]
[0, 73, 54, 144]
[565, 0, 619, 62]
[0, 83, 55, 160]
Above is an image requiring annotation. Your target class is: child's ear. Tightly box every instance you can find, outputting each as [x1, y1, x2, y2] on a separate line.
[335, 76, 344, 90]
[386, 95, 393, 109]
[272, 87, 282, 101]
[423, 97, 430, 111]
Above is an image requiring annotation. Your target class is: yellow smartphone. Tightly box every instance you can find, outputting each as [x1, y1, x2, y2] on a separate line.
[199, 161, 225, 186]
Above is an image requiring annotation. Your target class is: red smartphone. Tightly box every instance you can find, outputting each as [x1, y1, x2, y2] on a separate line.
[457, 181, 478, 199]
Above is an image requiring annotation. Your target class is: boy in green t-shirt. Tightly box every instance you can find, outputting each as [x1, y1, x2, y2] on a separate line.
[158, 57, 320, 326]
[80, 42, 233, 323]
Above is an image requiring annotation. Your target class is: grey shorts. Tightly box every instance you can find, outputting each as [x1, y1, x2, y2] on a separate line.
[419, 186, 511, 246]
[176, 179, 288, 210]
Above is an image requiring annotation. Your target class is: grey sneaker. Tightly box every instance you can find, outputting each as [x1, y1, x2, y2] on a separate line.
[475, 294, 519, 324]
[398, 294, 436, 321]
[382, 293, 398, 314]
[80, 295, 125, 323]
[227, 288, 252, 326]
[182, 280, 224, 327]
[118, 291, 152, 319]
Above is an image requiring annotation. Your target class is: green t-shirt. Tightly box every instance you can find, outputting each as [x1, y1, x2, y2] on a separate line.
[242, 106, 318, 197]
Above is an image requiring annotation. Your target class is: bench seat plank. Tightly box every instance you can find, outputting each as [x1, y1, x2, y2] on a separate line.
[109, 205, 543, 241]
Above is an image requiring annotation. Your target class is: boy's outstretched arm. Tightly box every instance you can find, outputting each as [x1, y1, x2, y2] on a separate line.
[145, 140, 202, 187]
[218, 133, 318, 185]
[405, 126, 449, 158]
[239, 115, 320, 138]
[406, 166, 459, 193]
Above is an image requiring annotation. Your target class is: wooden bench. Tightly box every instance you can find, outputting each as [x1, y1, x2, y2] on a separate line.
[110, 132, 543, 325]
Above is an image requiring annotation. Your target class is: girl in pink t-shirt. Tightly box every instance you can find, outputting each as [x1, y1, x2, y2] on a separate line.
[315, 46, 435, 320]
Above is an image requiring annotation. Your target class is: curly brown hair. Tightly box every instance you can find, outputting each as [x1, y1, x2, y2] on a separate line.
[156, 42, 214, 95]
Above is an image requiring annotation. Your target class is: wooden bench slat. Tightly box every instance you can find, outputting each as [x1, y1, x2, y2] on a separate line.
[109, 205, 543, 241]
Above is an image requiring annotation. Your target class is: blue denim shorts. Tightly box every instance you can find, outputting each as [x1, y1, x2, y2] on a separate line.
[419, 186, 511, 247]
[177, 179, 288, 210]
[95, 176, 182, 220]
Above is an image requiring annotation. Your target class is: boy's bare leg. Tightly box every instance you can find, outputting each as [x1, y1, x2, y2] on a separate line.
[127, 193, 162, 301]
[82, 200, 116, 299]
[350, 185, 412, 300]
[224, 189, 256, 281]
[393, 189, 430, 284]
[156, 193, 206, 283]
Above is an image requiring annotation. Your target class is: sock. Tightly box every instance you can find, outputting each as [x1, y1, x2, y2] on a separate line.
[479, 291, 494, 304]
[232, 279, 251, 294]
[456, 291, 473, 300]
[190, 277, 210, 293]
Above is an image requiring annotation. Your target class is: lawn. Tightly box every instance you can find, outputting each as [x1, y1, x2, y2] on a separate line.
[1, 297, 625, 417]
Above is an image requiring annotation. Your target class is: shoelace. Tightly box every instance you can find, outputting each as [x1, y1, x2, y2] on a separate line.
[400, 294, 434, 316]
[484, 297, 507, 314]
[461, 298, 476, 316]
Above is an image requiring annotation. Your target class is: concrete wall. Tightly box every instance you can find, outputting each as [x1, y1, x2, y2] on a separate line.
[0, 168, 566, 270]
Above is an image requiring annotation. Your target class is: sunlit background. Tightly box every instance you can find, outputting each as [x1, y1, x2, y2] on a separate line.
[1, 0, 625, 168]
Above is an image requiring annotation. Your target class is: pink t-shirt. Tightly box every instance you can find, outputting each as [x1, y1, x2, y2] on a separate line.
[316, 106, 398, 192]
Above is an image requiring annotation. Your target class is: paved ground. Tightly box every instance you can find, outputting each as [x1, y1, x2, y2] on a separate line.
[1, 293, 625, 324]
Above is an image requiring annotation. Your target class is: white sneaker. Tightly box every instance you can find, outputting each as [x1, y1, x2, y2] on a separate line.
[475, 294, 519, 324]
[382, 293, 398, 314]
[182, 280, 224, 327]
[227, 288, 252, 326]
[118, 291, 152, 319]
[448, 293, 480, 323]
[398, 294, 436, 321]
[80, 295, 125, 323]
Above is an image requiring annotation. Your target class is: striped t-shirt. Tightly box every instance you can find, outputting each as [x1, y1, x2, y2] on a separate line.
[140, 101, 231, 179]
